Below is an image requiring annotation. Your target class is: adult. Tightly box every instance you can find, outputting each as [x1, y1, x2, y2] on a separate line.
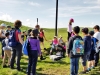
[10, 20, 23, 71]
[67, 18, 74, 41]
[93, 25, 100, 67]
[0, 23, 6, 58]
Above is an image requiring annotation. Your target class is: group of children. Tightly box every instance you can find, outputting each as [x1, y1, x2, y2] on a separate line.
[67, 25, 100, 75]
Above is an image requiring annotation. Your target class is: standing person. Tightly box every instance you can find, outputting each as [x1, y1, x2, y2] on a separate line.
[10, 20, 23, 71]
[67, 26, 82, 75]
[93, 25, 100, 67]
[2, 32, 12, 68]
[34, 25, 45, 60]
[88, 31, 98, 71]
[0, 23, 6, 58]
[67, 18, 74, 41]
[27, 29, 41, 75]
[80, 28, 92, 74]
[39, 28, 47, 50]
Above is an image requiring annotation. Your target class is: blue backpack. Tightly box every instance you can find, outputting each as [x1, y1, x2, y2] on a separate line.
[22, 39, 29, 55]
[8, 29, 19, 47]
[72, 38, 84, 55]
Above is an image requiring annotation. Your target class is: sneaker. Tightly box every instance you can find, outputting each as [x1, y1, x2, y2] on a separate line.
[87, 68, 91, 72]
[3, 65, 7, 68]
[80, 71, 86, 74]
[91, 66, 95, 69]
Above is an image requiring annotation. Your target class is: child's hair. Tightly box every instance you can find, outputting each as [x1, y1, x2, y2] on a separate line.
[93, 25, 99, 31]
[32, 29, 38, 37]
[82, 28, 89, 34]
[73, 26, 80, 34]
[40, 28, 43, 32]
[5, 32, 9, 37]
[89, 31, 94, 36]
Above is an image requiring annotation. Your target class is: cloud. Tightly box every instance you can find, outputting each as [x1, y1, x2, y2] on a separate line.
[48, 5, 100, 17]
[0, 14, 14, 22]
[84, 0, 100, 4]
[29, 2, 40, 7]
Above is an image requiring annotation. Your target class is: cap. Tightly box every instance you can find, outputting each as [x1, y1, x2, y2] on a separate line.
[1, 23, 6, 27]
[70, 18, 74, 22]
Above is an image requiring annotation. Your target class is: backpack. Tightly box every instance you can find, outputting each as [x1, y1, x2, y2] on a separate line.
[8, 29, 19, 47]
[72, 38, 84, 56]
[22, 39, 29, 55]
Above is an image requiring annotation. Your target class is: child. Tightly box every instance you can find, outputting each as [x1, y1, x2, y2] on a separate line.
[93, 25, 100, 67]
[67, 26, 82, 75]
[81, 28, 92, 74]
[39, 28, 47, 50]
[67, 18, 74, 41]
[50, 36, 59, 55]
[88, 31, 98, 71]
[27, 29, 41, 75]
[2, 32, 12, 68]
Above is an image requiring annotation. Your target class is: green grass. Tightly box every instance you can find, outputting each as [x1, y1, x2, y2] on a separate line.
[0, 20, 100, 75]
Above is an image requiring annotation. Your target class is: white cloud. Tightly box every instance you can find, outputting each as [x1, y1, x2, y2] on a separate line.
[29, 2, 40, 7]
[0, 14, 14, 22]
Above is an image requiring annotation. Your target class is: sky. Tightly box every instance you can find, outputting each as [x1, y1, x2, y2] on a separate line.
[0, 0, 100, 28]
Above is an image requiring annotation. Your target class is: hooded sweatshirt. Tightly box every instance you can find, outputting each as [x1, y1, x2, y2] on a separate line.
[83, 36, 92, 53]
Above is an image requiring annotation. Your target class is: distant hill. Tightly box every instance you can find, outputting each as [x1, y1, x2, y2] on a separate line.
[0, 20, 31, 31]
[0, 20, 93, 32]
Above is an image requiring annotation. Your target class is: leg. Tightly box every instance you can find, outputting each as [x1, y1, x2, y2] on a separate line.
[2, 51, 7, 66]
[32, 51, 38, 75]
[95, 52, 99, 67]
[75, 58, 79, 75]
[10, 49, 16, 68]
[6, 50, 11, 66]
[67, 32, 71, 41]
[27, 56, 32, 75]
[70, 58, 75, 75]
[82, 55, 87, 72]
[16, 49, 22, 70]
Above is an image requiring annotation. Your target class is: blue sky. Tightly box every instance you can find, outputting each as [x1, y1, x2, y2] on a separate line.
[0, 0, 100, 28]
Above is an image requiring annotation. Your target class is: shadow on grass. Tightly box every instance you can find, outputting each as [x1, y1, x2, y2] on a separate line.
[38, 60, 70, 65]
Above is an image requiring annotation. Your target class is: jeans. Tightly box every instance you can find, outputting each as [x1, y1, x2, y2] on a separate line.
[10, 43, 22, 70]
[94, 52, 99, 66]
[70, 57, 79, 75]
[27, 50, 38, 75]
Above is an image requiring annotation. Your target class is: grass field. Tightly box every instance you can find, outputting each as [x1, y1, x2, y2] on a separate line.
[0, 20, 100, 75]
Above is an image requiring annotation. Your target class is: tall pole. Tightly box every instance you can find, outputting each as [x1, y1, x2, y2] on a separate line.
[55, 0, 58, 36]
[37, 18, 38, 25]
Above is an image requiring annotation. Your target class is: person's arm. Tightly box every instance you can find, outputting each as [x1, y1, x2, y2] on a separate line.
[67, 37, 73, 56]
[83, 38, 87, 53]
[43, 32, 47, 41]
[37, 40, 41, 56]
[0, 30, 5, 38]
[18, 34, 24, 45]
